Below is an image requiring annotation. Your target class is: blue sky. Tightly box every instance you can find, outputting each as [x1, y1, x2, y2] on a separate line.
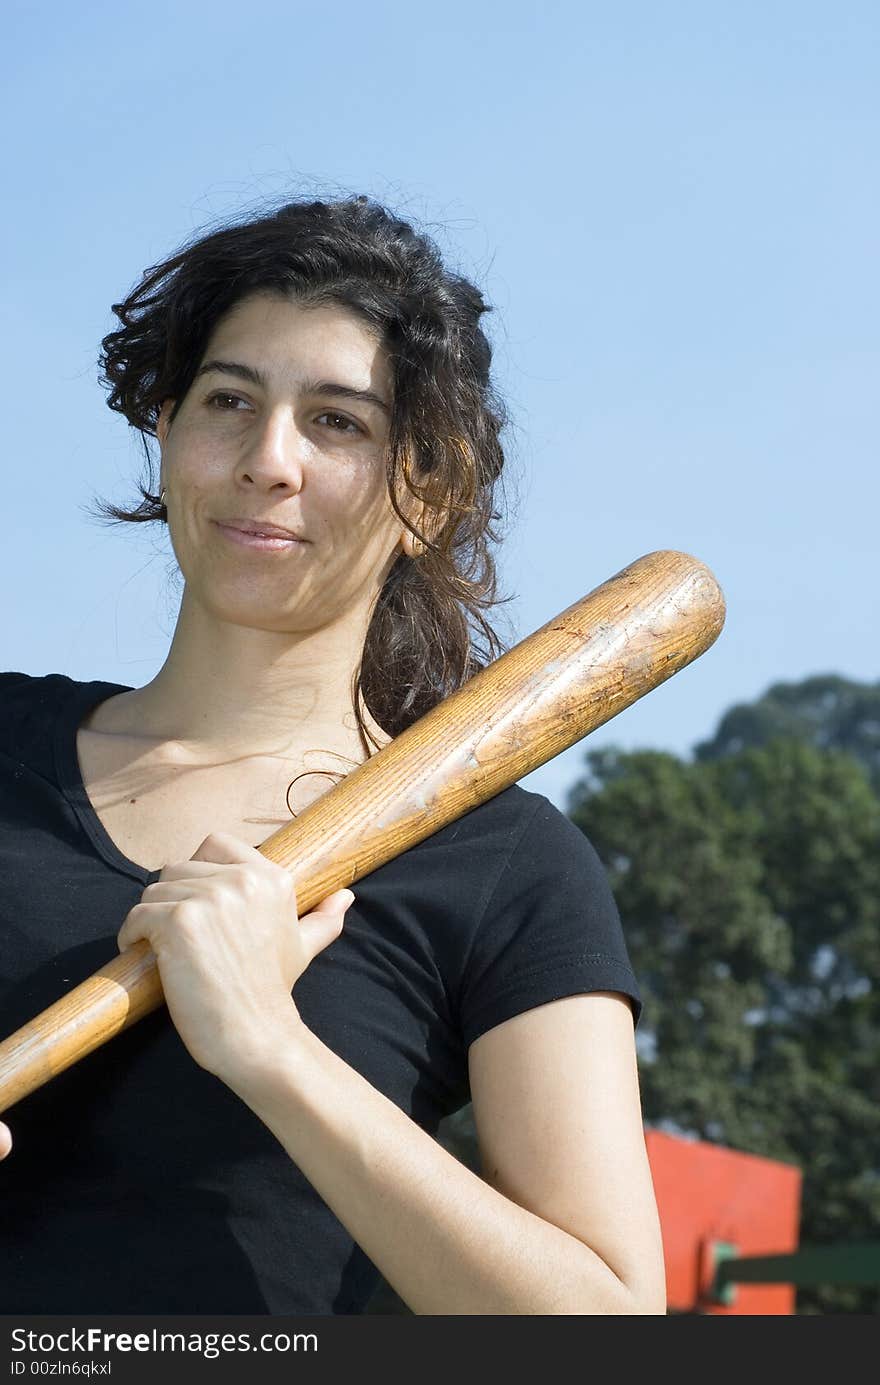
[3, 1, 877, 810]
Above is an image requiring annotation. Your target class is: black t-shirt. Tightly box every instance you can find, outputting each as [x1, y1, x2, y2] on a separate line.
[0, 671, 642, 1314]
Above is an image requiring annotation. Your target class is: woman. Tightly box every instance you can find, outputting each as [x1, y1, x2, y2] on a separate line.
[0, 195, 666, 1314]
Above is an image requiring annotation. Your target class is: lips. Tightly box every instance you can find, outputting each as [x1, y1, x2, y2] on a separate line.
[215, 518, 306, 540]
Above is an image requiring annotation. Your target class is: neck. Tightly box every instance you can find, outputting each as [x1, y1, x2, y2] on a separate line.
[109, 586, 392, 766]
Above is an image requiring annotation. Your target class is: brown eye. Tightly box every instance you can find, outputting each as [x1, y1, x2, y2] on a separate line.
[317, 411, 362, 435]
[206, 392, 249, 411]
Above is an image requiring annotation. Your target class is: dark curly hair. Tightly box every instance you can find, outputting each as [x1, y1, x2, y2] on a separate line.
[88, 193, 517, 798]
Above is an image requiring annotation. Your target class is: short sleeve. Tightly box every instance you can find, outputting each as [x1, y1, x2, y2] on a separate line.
[455, 795, 642, 1049]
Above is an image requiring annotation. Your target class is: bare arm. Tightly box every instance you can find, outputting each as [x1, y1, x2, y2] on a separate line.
[229, 990, 666, 1315]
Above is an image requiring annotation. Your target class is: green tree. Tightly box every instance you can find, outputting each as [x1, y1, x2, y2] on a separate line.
[566, 737, 880, 1315]
[694, 674, 880, 795]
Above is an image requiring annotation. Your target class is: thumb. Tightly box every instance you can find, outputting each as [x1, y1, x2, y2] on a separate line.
[298, 889, 355, 958]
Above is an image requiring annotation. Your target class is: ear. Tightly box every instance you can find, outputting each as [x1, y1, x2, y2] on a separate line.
[156, 398, 175, 448]
[398, 493, 449, 558]
[395, 452, 451, 558]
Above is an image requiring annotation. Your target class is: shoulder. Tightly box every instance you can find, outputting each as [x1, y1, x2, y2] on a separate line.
[367, 781, 618, 958]
[0, 670, 69, 725]
[397, 781, 622, 943]
[0, 671, 111, 764]
[421, 781, 591, 869]
[0, 669, 83, 720]
[427, 784, 642, 1046]
[393, 784, 607, 948]
[457, 784, 627, 957]
[431, 781, 614, 899]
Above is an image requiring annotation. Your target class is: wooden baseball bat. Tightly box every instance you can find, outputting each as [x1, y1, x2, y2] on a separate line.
[0, 549, 725, 1114]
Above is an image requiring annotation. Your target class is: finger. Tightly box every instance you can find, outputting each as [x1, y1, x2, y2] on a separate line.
[189, 831, 266, 865]
[0, 1122, 12, 1159]
[309, 889, 355, 914]
[155, 859, 235, 881]
[136, 881, 198, 903]
[297, 890, 355, 961]
[117, 901, 169, 953]
[157, 839, 285, 895]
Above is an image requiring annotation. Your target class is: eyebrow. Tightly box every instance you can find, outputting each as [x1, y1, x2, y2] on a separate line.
[195, 359, 391, 415]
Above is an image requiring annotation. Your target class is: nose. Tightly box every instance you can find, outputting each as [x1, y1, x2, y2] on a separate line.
[234, 406, 308, 493]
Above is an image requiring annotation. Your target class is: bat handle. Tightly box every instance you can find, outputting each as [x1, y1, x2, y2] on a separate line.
[0, 941, 162, 1113]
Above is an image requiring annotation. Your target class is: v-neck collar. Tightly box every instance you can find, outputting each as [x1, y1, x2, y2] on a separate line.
[52, 675, 162, 885]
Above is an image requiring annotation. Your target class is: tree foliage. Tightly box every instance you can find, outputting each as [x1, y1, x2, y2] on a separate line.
[566, 733, 879, 1315]
[694, 673, 880, 795]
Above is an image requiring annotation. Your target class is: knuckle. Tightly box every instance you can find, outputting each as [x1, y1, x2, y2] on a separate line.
[173, 898, 201, 929]
[280, 876, 299, 916]
[118, 902, 143, 944]
[274, 869, 297, 903]
[224, 865, 259, 903]
[273, 865, 295, 899]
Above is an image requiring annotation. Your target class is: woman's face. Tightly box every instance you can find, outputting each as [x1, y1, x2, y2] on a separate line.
[157, 292, 408, 635]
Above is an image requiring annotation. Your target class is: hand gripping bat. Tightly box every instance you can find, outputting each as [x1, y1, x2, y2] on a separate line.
[0, 549, 725, 1113]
